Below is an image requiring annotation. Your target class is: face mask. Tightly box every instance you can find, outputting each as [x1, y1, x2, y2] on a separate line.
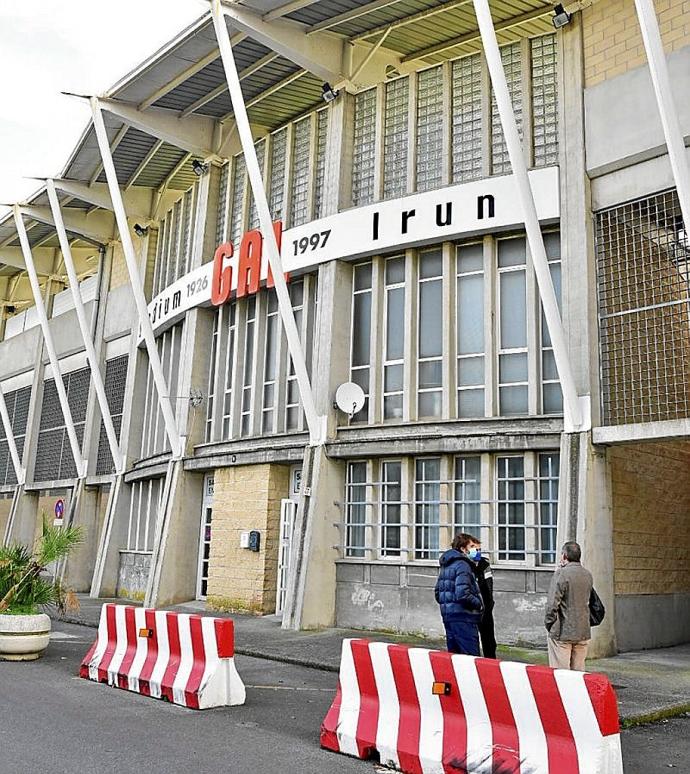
[468, 548, 481, 561]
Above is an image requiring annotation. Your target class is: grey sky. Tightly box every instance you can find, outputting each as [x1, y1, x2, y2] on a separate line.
[0, 1, 204, 217]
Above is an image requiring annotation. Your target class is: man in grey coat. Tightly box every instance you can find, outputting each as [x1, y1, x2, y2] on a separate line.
[544, 541, 593, 670]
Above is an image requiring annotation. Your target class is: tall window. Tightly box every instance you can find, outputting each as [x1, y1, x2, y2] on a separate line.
[496, 455, 526, 561]
[230, 153, 246, 246]
[531, 35, 559, 167]
[345, 461, 368, 558]
[414, 458, 441, 560]
[269, 128, 288, 222]
[262, 291, 280, 434]
[314, 109, 329, 219]
[457, 243, 485, 417]
[247, 139, 267, 231]
[418, 250, 443, 418]
[352, 90, 377, 207]
[538, 452, 560, 564]
[206, 314, 220, 443]
[221, 305, 236, 438]
[350, 263, 372, 423]
[454, 456, 482, 536]
[491, 43, 523, 175]
[285, 280, 305, 431]
[498, 237, 528, 415]
[240, 297, 256, 437]
[541, 232, 563, 413]
[452, 54, 483, 182]
[290, 117, 312, 227]
[383, 257, 405, 420]
[381, 461, 403, 558]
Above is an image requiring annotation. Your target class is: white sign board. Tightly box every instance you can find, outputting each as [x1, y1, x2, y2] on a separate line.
[143, 167, 559, 340]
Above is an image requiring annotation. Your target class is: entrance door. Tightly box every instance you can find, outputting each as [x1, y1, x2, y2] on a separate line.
[276, 498, 297, 614]
[196, 475, 214, 600]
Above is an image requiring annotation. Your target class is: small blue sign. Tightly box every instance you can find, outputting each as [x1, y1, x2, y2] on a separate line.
[54, 499, 65, 519]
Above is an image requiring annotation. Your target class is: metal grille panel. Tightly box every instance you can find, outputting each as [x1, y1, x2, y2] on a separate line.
[596, 189, 690, 425]
[491, 43, 523, 175]
[383, 77, 409, 199]
[531, 34, 559, 168]
[96, 355, 129, 475]
[352, 89, 377, 207]
[416, 66, 444, 192]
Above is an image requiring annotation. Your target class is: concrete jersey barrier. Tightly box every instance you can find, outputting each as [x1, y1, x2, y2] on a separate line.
[321, 638, 623, 774]
[79, 603, 246, 709]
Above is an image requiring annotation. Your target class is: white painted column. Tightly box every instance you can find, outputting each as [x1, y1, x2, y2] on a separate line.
[90, 98, 183, 459]
[46, 180, 124, 473]
[0, 385, 25, 485]
[633, 0, 690, 232]
[211, 0, 327, 445]
[472, 0, 587, 432]
[13, 207, 87, 478]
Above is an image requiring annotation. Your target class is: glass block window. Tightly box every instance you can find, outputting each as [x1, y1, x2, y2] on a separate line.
[416, 66, 444, 192]
[498, 237, 528, 415]
[216, 163, 230, 245]
[0, 386, 31, 486]
[383, 256, 405, 420]
[290, 117, 312, 227]
[541, 232, 563, 413]
[152, 188, 198, 294]
[491, 43, 523, 175]
[262, 291, 280, 434]
[418, 250, 443, 418]
[414, 457, 441, 559]
[180, 187, 195, 276]
[531, 34, 559, 167]
[165, 199, 181, 288]
[452, 54, 483, 182]
[35, 368, 90, 482]
[383, 77, 409, 199]
[230, 153, 246, 247]
[95, 355, 129, 475]
[269, 127, 288, 222]
[345, 461, 368, 557]
[496, 455, 526, 561]
[352, 89, 377, 207]
[314, 109, 329, 219]
[247, 139, 267, 231]
[538, 452, 559, 564]
[350, 263, 373, 423]
[457, 243, 485, 418]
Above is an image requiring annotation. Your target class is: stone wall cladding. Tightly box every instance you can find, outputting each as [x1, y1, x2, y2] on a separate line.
[610, 441, 690, 595]
[109, 245, 130, 291]
[0, 495, 12, 541]
[207, 463, 289, 614]
[582, 0, 690, 87]
[116, 551, 152, 601]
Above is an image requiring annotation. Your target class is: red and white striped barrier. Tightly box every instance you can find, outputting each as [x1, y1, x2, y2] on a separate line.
[80, 604, 245, 709]
[321, 639, 623, 774]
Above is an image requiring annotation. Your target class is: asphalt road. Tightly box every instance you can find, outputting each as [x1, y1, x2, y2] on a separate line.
[0, 620, 687, 774]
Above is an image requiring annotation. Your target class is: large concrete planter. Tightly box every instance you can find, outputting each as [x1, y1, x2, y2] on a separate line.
[0, 613, 51, 661]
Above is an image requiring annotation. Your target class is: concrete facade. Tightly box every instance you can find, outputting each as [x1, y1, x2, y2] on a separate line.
[1, 1, 688, 656]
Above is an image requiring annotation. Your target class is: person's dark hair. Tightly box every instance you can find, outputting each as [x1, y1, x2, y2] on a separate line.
[562, 541, 581, 562]
[452, 532, 480, 552]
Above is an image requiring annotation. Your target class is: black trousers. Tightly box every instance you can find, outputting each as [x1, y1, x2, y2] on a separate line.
[479, 608, 497, 659]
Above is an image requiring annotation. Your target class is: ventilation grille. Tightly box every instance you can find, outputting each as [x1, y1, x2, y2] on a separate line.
[0, 386, 31, 486]
[96, 355, 129, 475]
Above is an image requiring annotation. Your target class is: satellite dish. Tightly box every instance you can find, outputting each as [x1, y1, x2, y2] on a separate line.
[335, 382, 365, 417]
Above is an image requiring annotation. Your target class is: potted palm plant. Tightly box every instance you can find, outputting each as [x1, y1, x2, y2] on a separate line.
[0, 517, 83, 661]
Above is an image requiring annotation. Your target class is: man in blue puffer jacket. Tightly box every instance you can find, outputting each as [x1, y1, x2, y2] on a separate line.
[434, 533, 485, 656]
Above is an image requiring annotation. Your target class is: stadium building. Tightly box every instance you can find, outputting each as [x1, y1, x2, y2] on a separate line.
[1, 0, 688, 654]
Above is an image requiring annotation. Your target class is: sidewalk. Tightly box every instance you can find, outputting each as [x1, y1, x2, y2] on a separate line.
[59, 595, 690, 726]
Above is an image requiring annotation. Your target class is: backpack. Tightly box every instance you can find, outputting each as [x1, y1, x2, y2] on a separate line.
[589, 587, 606, 626]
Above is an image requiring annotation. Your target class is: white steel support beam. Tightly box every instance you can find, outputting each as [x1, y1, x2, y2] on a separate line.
[217, 0, 349, 88]
[90, 98, 183, 459]
[211, 0, 327, 446]
[472, 0, 586, 432]
[50, 178, 149, 220]
[633, 0, 690, 234]
[46, 180, 125, 474]
[0, 385, 25, 485]
[0, 248, 54, 274]
[13, 207, 88, 477]
[96, 97, 217, 159]
[17, 205, 113, 245]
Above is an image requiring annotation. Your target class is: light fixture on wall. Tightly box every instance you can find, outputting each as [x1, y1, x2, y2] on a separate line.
[133, 223, 149, 237]
[192, 159, 209, 176]
[321, 82, 339, 103]
[552, 4, 572, 28]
